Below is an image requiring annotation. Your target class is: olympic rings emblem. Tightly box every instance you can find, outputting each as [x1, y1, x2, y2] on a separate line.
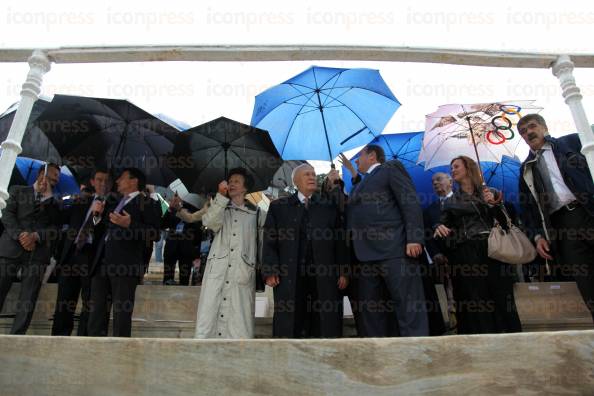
[485, 105, 522, 144]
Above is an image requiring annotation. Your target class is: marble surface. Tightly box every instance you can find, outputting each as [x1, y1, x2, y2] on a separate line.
[0, 331, 593, 395]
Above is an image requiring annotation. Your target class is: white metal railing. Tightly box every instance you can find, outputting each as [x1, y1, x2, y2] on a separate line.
[0, 46, 592, 215]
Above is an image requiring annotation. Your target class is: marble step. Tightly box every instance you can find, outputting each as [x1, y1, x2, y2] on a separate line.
[0, 331, 593, 395]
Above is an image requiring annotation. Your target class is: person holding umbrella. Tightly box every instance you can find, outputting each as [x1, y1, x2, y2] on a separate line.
[346, 144, 428, 337]
[262, 164, 349, 338]
[434, 155, 522, 334]
[194, 167, 265, 339]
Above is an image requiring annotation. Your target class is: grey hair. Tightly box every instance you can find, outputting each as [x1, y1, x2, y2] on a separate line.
[432, 172, 452, 181]
[291, 163, 315, 186]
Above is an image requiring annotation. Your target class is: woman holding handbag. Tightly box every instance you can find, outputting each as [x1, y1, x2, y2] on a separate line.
[434, 155, 522, 334]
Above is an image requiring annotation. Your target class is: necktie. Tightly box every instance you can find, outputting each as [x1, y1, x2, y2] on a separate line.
[74, 198, 98, 250]
[114, 195, 129, 214]
[303, 196, 310, 209]
[105, 195, 129, 242]
[533, 150, 560, 214]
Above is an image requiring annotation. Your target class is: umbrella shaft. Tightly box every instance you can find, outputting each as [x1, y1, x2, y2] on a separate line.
[466, 116, 485, 184]
[316, 90, 334, 164]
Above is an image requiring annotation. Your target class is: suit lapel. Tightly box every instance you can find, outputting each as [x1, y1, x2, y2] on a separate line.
[352, 165, 381, 196]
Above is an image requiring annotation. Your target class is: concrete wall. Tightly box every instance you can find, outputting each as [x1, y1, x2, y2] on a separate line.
[0, 331, 593, 395]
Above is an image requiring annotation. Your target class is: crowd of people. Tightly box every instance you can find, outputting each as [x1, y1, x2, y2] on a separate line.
[0, 113, 593, 339]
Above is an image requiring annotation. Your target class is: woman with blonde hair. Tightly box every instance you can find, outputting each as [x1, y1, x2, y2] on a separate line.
[434, 155, 521, 334]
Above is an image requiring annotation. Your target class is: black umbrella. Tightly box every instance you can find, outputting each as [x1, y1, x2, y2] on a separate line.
[32, 94, 179, 186]
[0, 98, 62, 164]
[169, 117, 283, 194]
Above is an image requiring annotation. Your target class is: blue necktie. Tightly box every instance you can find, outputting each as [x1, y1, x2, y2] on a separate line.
[113, 195, 129, 214]
[105, 195, 129, 241]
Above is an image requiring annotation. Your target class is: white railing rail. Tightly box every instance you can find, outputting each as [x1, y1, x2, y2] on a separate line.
[0, 46, 592, 215]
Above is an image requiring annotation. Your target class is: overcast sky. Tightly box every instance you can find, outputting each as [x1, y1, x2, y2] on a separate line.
[1, 0, 593, 173]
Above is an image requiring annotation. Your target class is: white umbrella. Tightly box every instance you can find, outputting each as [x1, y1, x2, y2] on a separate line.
[419, 100, 541, 172]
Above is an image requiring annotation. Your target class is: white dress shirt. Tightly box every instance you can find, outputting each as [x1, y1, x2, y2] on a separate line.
[366, 163, 381, 175]
[536, 143, 577, 211]
[297, 191, 312, 205]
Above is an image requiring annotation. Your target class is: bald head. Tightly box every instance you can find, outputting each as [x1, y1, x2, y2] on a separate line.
[292, 164, 317, 196]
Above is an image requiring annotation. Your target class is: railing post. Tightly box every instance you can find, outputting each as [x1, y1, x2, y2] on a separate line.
[552, 55, 594, 181]
[0, 50, 51, 217]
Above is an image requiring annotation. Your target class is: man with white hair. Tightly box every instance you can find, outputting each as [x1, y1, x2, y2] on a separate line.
[425, 172, 453, 266]
[262, 163, 349, 338]
[422, 172, 453, 335]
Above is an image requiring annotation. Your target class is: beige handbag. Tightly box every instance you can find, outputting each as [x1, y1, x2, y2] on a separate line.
[487, 209, 537, 265]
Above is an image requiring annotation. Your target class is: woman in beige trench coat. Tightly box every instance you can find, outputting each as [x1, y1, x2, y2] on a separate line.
[184, 168, 265, 339]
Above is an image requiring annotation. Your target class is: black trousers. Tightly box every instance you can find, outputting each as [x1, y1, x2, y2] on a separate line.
[0, 255, 46, 334]
[550, 205, 594, 320]
[87, 268, 139, 337]
[51, 247, 92, 336]
[293, 262, 321, 338]
[356, 257, 429, 337]
[163, 239, 194, 286]
[448, 238, 522, 334]
[419, 259, 447, 336]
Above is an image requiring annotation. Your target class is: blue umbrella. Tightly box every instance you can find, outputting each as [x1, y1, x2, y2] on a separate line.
[15, 157, 80, 196]
[341, 132, 521, 210]
[251, 66, 400, 162]
[480, 155, 522, 212]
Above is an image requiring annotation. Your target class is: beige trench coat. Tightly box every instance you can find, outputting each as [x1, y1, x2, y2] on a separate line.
[194, 193, 265, 339]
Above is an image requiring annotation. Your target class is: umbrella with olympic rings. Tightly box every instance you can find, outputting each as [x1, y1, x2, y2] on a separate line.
[418, 100, 542, 179]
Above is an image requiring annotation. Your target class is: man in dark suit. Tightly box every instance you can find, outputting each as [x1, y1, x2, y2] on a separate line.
[160, 202, 202, 286]
[518, 114, 594, 318]
[422, 172, 454, 335]
[0, 163, 61, 334]
[346, 144, 428, 337]
[51, 168, 113, 336]
[262, 164, 349, 338]
[424, 173, 453, 266]
[87, 168, 159, 337]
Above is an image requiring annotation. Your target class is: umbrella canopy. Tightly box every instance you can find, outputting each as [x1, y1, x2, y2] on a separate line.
[270, 160, 308, 189]
[168, 117, 283, 194]
[251, 66, 400, 161]
[14, 157, 79, 196]
[0, 97, 62, 163]
[342, 132, 522, 209]
[32, 94, 179, 186]
[419, 100, 541, 170]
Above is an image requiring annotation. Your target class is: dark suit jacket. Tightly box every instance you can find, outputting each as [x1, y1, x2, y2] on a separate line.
[423, 200, 444, 258]
[519, 134, 594, 239]
[346, 160, 424, 262]
[58, 195, 113, 266]
[161, 205, 202, 258]
[0, 185, 60, 262]
[91, 193, 160, 277]
[262, 192, 348, 337]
